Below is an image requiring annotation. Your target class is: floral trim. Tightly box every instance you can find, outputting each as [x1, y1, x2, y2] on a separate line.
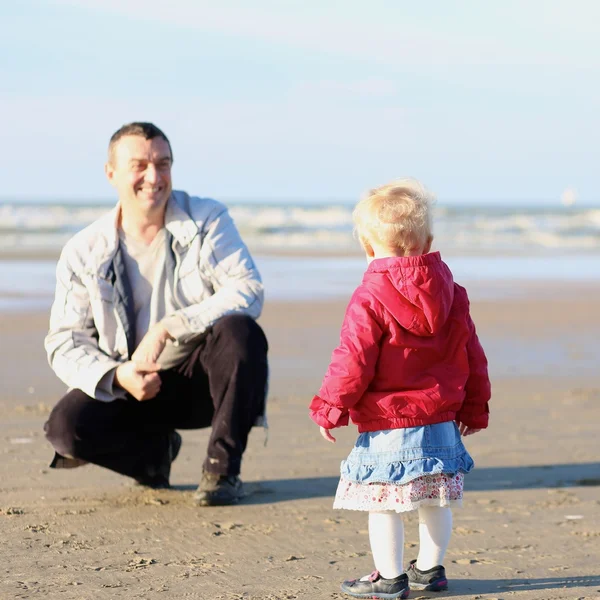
[333, 472, 464, 513]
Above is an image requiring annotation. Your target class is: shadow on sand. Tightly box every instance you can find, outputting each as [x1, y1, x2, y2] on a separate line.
[448, 575, 600, 596]
[172, 461, 600, 504]
[466, 461, 600, 491]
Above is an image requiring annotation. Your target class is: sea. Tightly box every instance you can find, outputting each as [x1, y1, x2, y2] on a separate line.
[0, 198, 599, 311]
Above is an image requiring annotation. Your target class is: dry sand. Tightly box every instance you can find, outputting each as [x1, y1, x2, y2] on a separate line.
[1, 291, 599, 599]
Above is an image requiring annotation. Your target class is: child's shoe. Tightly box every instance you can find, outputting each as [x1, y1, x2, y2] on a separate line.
[340, 570, 410, 599]
[406, 559, 448, 591]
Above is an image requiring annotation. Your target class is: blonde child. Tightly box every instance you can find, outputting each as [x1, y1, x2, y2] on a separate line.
[310, 179, 491, 599]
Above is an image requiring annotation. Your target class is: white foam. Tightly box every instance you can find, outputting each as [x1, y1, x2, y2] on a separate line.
[1, 201, 599, 253]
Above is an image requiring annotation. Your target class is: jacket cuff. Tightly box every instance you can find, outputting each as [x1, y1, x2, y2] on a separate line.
[456, 402, 489, 429]
[83, 360, 124, 402]
[309, 396, 349, 428]
[97, 367, 127, 401]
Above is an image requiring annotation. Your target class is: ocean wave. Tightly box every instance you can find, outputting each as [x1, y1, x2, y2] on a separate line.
[1, 201, 599, 253]
[0, 204, 107, 233]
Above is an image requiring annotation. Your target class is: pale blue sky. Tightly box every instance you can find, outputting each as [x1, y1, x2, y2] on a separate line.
[2, 0, 599, 203]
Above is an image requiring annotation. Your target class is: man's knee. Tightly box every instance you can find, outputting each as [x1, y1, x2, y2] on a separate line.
[211, 314, 268, 362]
[44, 404, 77, 458]
[44, 390, 93, 459]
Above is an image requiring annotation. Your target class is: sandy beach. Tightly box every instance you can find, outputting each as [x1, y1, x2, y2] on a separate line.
[1, 289, 599, 599]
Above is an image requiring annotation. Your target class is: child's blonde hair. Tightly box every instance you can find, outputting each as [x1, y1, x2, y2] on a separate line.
[353, 178, 434, 252]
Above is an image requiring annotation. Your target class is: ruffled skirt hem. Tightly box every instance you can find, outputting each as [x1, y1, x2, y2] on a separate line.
[333, 472, 464, 513]
[340, 454, 474, 486]
[334, 497, 463, 512]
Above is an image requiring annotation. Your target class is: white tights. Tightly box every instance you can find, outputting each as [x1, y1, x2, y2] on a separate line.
[368, 506, 453, 578]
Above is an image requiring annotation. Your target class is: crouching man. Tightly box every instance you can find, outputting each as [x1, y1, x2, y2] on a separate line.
[44, 122, 268, 506]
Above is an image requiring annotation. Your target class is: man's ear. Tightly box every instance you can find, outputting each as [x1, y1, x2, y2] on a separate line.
[105, 162, 116, 187]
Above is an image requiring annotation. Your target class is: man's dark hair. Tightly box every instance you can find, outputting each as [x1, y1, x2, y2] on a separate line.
[108, 122, 173, 164]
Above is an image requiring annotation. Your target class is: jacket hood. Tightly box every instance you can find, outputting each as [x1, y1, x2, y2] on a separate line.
[362, 251, 455, 336]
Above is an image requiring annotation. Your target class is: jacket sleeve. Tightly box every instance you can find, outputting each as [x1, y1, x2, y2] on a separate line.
[309, 291, 383, 429]
[161, 207, 264, 344]
[44, 248, 125, 402]
[456, 314, 491, 429]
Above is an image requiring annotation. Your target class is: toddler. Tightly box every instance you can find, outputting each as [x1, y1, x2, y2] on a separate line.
[310, 179, 491, 599]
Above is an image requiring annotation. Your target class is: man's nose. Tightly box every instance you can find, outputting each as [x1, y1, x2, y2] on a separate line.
[145, 164, 159, 183]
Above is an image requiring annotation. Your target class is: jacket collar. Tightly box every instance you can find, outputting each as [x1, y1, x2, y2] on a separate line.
[84, 192, 198, 278]
[366, 251, 442, 272]
[165, 191, 198, 247]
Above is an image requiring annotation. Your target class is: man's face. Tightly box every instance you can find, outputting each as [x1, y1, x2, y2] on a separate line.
[105, 135, 173, 214]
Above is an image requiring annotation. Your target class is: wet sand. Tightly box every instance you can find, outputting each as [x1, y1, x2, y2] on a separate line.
[1, 291, 599, 599]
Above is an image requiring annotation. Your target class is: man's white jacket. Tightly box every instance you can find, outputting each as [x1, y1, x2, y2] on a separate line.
[45, 191, 264, 402]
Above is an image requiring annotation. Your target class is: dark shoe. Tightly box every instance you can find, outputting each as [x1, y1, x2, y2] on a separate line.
[194, 473, 244, 506]
[135, 431, 182, 489]
[340, 570, 409, 599]
[406, 559, 448, 591]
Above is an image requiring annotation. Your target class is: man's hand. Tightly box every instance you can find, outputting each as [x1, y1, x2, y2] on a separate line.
[131, 323, 174, 364]
[457, 422, 482, 436]
[320, 426, 336, 443]
[115, 361, 162, 401]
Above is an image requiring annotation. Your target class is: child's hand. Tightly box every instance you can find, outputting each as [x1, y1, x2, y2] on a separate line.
[320, 426, 336, 443]
[457, 422, 482, 436]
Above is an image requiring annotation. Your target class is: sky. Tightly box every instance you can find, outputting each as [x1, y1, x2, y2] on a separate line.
[1, 0, 599, 204]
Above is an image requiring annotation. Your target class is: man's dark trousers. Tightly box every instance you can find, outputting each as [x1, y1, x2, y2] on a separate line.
[44, 315, 268, 481]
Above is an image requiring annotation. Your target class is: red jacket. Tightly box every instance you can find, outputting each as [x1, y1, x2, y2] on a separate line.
[310, 252, 490, 432]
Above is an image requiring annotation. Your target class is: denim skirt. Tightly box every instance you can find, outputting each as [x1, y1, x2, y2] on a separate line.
[333, 421, 474, 513]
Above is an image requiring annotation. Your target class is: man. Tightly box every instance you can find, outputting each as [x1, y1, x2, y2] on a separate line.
[44, 122, 268, 506]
